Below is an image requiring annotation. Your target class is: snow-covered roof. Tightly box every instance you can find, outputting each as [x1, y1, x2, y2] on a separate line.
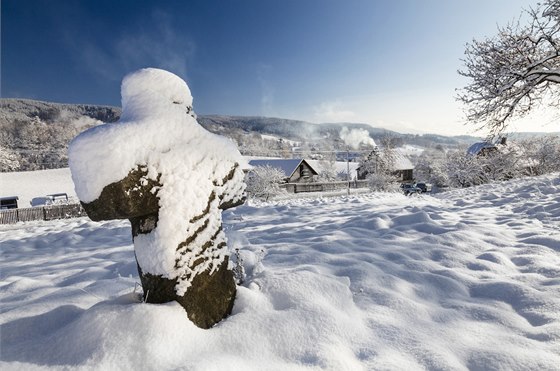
[307, 160, 360, 179]
[0, 196, 19, 200]
[393, 151, 414, 171]
[467, 142, 496, 156]
[356, 149, 414, 173]
[248, 159, 318, 178]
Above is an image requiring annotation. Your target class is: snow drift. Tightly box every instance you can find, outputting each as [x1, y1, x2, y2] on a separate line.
[1, 173, 559, 370]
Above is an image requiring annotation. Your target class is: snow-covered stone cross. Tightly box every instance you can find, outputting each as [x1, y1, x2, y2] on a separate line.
[69, 68, 246, 329]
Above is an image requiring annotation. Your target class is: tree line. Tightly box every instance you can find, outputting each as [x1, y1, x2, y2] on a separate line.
[414, 136, 560, 189]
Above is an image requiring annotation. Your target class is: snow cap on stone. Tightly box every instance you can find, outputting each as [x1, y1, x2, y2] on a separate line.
[120, 68, 193, 121]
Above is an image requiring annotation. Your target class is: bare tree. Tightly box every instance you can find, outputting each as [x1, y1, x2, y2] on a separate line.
[458, 0, 560, 135]
[318, 159, 338, 182]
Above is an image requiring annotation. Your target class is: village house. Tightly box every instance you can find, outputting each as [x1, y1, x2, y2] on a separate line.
[248, 158, 372, 194]
[466, 137, 536, 178]
[248, 159, 319, 183]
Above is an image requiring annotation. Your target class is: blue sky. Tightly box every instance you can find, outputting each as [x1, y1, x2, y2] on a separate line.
[3, 0, 556, 136]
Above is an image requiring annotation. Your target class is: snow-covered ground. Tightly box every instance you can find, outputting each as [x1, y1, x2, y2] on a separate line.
[0, 168, 78, 207]
[1, 173, 559, 370]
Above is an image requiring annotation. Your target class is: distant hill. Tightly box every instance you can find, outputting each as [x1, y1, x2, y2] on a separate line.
[1, 98, 487, 172]
[0, 98, 121, 127]
[0, 99, 122, 172]
[197, 115, 482, 147]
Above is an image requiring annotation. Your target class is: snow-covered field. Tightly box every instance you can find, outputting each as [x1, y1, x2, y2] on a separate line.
[0, 168, 78, 207]
[1, 173, 559, 370]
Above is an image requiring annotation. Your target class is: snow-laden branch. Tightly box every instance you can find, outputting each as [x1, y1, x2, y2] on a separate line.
[457, 0, 560, 136]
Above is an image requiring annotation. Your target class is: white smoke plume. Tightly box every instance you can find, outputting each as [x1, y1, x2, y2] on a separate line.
[340, 127, 376, 149]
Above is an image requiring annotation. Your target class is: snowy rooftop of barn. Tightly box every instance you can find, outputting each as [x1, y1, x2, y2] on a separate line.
[248, 159, 318, 178]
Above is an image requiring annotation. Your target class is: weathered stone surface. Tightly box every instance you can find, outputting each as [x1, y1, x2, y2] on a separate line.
[81, 165, 241, 329]
[138, 257, 236, 329]
[179, 258, 236, 329]
[81, 166, 160, 222]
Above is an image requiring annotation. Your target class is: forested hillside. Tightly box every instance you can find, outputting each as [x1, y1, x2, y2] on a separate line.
[0, 99, 121, 171]
[1, 98, 481, 172]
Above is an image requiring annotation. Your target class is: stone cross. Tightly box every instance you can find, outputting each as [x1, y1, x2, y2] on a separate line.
[70, 68, 245, 329]
[81, 165, 243, 329]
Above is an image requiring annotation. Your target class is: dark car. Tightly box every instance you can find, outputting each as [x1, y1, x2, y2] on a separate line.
[415, 182, 432, 193]
[400, 183, 422, 196]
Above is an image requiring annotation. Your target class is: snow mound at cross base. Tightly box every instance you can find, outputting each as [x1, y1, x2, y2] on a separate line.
[68, 68, 246, 283]
[0, 272, 366, 370]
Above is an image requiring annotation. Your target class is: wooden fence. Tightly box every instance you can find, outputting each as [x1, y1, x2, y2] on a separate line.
[0, 204, 87, 225]
[284, 180, 370, 193]
[1, 181, 371, 223]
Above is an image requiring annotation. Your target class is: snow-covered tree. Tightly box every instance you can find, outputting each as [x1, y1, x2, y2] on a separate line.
[359, 137, 401, 191]
[520, 135, 560, 175]
[360, 136, 397, 178]
[414, 147, 448, 187]
[445, 148, 487, 188]
[317, 160, 338, 182]
[458, 0, 560, 135]
[317, 151, 339, 182]
[367, 173, 400, 192]
[378, 136, 397, 173]
[245, 165, 286, 200]
[480, 143, 524, 182]
[0, 146, 21, 172]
